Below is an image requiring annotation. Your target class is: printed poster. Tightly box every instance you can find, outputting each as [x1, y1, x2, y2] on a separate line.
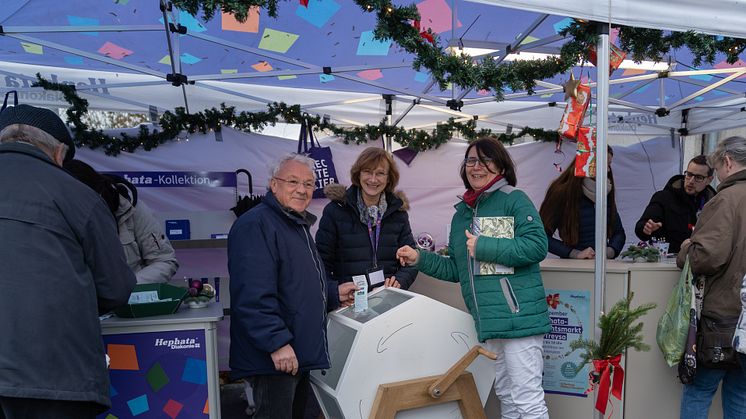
[100, 329, 209, 418]
[542, 289, 591, 396]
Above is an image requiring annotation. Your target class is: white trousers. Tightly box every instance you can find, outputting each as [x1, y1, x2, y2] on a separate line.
[483, 334, 549, 419]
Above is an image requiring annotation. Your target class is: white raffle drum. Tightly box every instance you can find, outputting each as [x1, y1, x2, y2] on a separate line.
[311, 288, 495, 418]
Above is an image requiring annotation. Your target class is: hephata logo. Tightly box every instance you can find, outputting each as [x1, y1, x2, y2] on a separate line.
[154, 337, 201, 350]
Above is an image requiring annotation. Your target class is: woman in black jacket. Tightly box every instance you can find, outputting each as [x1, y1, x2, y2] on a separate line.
[315, 147, 418, 289]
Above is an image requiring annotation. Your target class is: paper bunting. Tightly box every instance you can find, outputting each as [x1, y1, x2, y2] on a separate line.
[252, 61, 273, 72]
[258, 28, 299, 53]
[356, 30, 391, 56]
[357, 69, 383, 80]
[415, 0, 461, 34]
[221, 9, 259, 33]
[98, 42, 133, 60]
[20, 42, 43, 55]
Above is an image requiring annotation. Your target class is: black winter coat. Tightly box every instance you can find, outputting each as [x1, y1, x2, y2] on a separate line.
[634, 174, 716, 253]
[315, 184, 418, 289]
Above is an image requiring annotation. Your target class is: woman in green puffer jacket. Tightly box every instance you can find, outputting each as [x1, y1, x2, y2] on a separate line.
[397, 137, 551, 419]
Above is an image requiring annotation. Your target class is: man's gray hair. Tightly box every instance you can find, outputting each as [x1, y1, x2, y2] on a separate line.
[0, 123, 68, 158]
[709, 136, 746, 168]
[269, 153, 316, 180]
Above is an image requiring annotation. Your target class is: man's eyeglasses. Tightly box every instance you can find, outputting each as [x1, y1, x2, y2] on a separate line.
[274, 177, 316, 190]
[684, 171, 708, 183]
[464, 157, 493, 167]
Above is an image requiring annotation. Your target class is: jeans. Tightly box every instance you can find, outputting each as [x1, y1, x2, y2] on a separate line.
[249, 372, 310, 419]
[679, 354, 746, 419]
[484, 334, 549, 419]
[0, 396, 100, 419]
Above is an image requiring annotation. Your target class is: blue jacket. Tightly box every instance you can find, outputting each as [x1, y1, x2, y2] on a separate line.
[0, 142, 135, 410]
[547, 196, 626, 258]
[228, 191, 340, 378]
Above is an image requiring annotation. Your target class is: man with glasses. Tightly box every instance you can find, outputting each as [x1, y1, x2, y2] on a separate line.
[227, 153, 357, 419]
[635, 155, 716, 253]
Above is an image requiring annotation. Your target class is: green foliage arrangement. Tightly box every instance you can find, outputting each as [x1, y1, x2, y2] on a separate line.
[570, 293, 656, 370]
[620, 245, 661, 262]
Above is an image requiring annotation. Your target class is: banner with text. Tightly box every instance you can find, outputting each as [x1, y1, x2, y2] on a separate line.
[104, 171, 237, 188]
[542, 288, 591, 397]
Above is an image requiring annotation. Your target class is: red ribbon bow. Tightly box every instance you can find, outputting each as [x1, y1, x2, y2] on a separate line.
[546, 293, 560, 309]
[592, 354, 624, 415]
[412, 20, 436, 45]
[299, 0, 309, 6]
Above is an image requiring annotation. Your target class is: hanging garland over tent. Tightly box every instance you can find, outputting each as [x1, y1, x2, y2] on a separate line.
[171, 0, 746, 98]
[32, 75, 559, 155]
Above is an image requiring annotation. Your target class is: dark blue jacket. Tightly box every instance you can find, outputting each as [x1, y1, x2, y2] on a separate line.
[228, 191, 340, 378]
[315, 184, 417, 289]
[0, 142, 135, 410]
[547, 196, 626, 258]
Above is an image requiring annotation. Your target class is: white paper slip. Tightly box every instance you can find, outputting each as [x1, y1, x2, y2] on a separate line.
[128, 290, 161, 305]
[353, 275, 368, 312]
[367, 269, 385, 288]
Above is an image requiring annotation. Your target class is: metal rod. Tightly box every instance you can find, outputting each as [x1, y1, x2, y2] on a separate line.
[5, 33, 164, 78]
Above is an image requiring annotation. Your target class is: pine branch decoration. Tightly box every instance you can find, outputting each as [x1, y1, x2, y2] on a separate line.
[570, 292, 656, 369]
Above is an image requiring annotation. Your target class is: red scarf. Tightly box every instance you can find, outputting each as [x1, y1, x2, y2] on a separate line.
[463, 175, 503, 208]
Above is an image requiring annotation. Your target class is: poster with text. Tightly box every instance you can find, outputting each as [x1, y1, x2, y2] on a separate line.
[542, 289, 591, 396]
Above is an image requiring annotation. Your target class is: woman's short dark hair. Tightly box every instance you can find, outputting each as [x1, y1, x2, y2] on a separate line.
[350, 147, 400, 192]
[460, 137, 517, 189]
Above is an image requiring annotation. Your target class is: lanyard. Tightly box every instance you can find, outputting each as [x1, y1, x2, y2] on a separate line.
[366, 209, 382, 266]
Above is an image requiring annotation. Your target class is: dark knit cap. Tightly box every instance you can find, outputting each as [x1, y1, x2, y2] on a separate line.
[0, 104, 75, 161]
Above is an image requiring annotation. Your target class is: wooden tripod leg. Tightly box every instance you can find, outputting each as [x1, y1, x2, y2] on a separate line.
[454, 374, 488, 419]
[370, 372, 486, 419]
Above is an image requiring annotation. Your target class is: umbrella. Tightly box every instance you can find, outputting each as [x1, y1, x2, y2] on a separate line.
[231, 169, 262, 217]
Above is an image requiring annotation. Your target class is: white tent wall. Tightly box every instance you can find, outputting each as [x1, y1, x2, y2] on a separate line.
[77, 129, 679, 274]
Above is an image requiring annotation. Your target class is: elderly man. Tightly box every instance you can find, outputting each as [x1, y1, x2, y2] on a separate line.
[228, 153, 357, 419]
[0, 105, 136, 418]
[635, 155, 716, 253]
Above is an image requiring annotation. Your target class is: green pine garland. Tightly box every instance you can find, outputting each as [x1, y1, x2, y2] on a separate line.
[32, 74, 558, 155]
[171, 0, 746, 98]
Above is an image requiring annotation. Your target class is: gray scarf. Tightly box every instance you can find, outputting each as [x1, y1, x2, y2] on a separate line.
[357, 189, 388, 225]
[582, 177, 612, 203]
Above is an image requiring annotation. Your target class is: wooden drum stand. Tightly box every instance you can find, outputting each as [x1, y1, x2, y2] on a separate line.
[369, 345, 497, 419]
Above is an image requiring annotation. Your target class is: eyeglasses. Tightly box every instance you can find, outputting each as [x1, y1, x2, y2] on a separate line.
[684, 171, 708, 183]
[361, 169, 389, 179]
[464, 157, 493, 167]
[274, 177, 316, 190]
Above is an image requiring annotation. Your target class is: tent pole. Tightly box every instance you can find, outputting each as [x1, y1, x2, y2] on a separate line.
[593, 22, 609, 419]
[384, 94, 394, 151]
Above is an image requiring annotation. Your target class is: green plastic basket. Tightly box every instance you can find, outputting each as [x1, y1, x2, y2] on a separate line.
[114, 283, 188, 318]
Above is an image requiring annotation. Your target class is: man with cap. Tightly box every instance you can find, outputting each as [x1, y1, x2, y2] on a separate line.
[0, 104, 136, 418]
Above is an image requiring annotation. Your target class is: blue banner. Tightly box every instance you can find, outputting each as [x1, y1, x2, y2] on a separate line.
[542, 288, 591, 397]
[104, 171, 237, 188]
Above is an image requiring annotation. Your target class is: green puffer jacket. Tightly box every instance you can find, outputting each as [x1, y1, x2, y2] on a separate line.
[418, 179, 551, 341]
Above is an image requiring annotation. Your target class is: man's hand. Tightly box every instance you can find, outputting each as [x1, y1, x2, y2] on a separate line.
[573, 247, 596, 259]
[643, 219, 663, 235]
[271, 344, 298, 375]
[465, 230, 478, 258]
[396, 245, 419, 266]
[384, 276, 401, 288]
[338, 282, 357, 306]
